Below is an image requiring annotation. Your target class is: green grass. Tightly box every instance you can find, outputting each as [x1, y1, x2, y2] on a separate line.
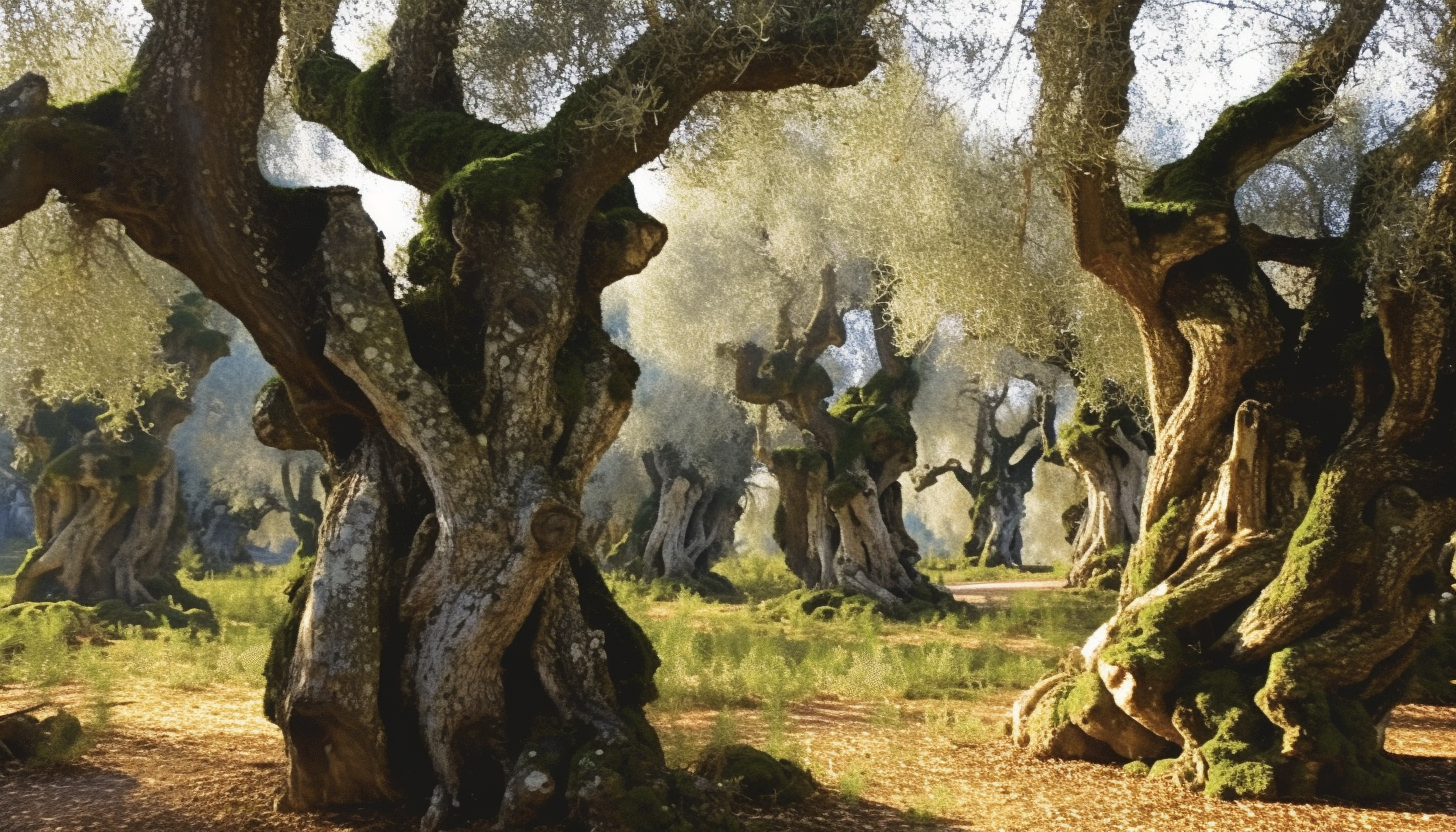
[608, 572, 1115, 710]
[0, 551, 1116, 764]
[0, 565, 296, 698]
[711, 552, 804, 602]
[918, 556, 1068, 585]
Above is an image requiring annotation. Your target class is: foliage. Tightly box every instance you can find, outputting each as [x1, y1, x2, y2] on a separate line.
[0, 199, 193, 430]
[0, 0, 144, 103]
[636, 58, 1143, 407]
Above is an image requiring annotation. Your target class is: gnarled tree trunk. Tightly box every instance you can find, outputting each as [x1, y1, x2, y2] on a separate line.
[8, 295, 229, 606]
[279, 457, 326, 559]
[187, 496, 276, 573]
[733, 268, 939, 606]
[0, 1, 881, 827]
[610, 446, 747, 596]
[918, 378, 1057, 569]
[1061, 405, 1152, 589]
[1015, 0, 1456, 802]
[765, 447, 837, 587]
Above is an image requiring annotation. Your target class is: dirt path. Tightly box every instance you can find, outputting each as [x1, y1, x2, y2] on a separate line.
[2, 682, 1453, 831]
[945, 579, 1066, 603]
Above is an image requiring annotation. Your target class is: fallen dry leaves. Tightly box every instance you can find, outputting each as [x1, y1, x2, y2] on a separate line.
[0, 682, 1452, 832]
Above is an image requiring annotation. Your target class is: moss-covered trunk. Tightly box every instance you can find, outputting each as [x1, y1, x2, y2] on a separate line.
[1017, 0, 1456, 802]
[1014, 242, 1456, 801]
[8, 296, 229, 606]
[767, 447, 837, 587]
[260, 192, 734, 831]
[735, 276, 939, 604]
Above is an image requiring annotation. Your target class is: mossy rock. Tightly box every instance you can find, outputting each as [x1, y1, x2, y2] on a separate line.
[757, 588, 882, 622]
[692, 744, 816, 806]
[0, 709, 86, 768]
[1123, 760, 1152, 777]
[566, 741, 738, 832]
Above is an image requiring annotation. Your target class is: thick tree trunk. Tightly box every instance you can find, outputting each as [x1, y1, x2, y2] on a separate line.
[1063, 410, 1151, 589]
[1014, 0, 1456, 802]
[973, 452, 1038, 569]
[280, 458, 325, 559]
[262, 193, 732, 830]
[829, 463, 916, 606]
[0, 1, 880, 826]
[767, 448, 837, 588]
[735, 274, 940, 605]
[8, 296, 229, 606]
[628, 447, 747, 592]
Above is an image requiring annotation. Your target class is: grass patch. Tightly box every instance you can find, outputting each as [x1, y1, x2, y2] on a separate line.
[609, 575, 1115, 711]
[918, 557, 1068, 585]
[0, 565, 297, 700]
[712, 551, 804, 602]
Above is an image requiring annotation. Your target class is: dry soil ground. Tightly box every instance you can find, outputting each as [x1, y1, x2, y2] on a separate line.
[0, 681, 1453, 832]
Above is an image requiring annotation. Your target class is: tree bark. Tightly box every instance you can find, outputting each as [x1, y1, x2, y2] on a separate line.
[766, 448, 837, 588]
[8, 296, 230, 606]
[186, 497, 276, 573]
[917, 378, 1056, 569]
[609, 446, 747, 597]
[1016, 0, 1456, 802]
[1062, 405, 1152, 589]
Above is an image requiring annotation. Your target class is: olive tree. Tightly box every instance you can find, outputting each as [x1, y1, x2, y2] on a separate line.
[593, 374, 754, 596]
[916, 371, 1060, 570]
[0, 0, 884, 827]
[7, 292, 230, 606]
[1011, 0, 1456, 802]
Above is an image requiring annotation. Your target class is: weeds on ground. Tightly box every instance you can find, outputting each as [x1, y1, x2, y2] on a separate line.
[712, 553, 804, 602]
[0, 565, 296, 706]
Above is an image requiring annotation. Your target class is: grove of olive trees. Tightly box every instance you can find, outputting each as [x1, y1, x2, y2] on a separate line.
[1, 0, 1453, 829]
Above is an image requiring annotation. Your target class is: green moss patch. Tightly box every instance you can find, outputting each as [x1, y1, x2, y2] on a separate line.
[691, 743, 816, 806]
